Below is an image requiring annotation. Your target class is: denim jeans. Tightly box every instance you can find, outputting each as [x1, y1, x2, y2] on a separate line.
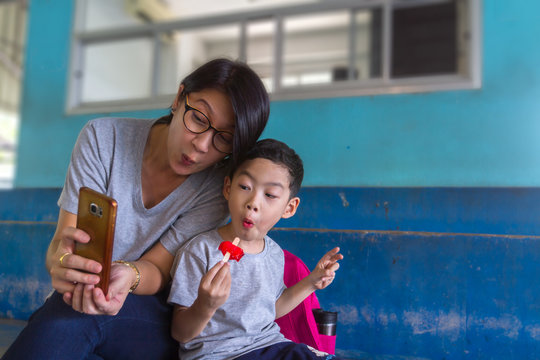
[235, 342, 338, 360]
[1, 290, 178, 360]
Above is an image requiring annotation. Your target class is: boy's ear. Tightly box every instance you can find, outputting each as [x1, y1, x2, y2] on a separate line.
[223, 176, 232, 200]
[281, 197, 300, 219]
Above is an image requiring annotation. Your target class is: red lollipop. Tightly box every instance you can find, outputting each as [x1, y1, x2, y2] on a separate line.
[219, 237, 244, 262]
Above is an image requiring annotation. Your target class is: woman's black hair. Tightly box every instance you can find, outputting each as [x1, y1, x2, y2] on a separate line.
[158, 58, 270, 166]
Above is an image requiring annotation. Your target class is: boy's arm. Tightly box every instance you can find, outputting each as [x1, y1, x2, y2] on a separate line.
[171, 302, 215, 343]
[171, 261, 231, 343]
[275, 247, 343, 319]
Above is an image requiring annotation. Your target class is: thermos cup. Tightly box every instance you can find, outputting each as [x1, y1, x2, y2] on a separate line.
[312, 308, 338, 336]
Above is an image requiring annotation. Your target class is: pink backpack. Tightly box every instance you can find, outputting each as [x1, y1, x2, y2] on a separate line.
[275, 249, 336, 354]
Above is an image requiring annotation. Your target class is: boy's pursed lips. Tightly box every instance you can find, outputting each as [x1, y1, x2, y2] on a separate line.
[242, 217, 254, 228]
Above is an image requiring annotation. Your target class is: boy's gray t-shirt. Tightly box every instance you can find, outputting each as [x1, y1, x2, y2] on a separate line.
[58, 117, 229, 260]
[169, 229, 288, 360]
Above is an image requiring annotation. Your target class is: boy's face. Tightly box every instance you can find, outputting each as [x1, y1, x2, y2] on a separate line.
[223, 158, 299, 243]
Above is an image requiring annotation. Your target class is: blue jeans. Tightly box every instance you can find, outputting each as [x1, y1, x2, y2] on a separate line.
[235, 342, 339, 360]
[1, 290, 177, 360]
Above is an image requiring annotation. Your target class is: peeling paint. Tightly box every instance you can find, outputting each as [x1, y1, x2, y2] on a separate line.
[525, 325, 540, 340]
[402, 310, 464, 342]
[360, 305, 374, 325]
[329, 304, 359, 325]
[0, 275, 51, 319]
[397, 310, 532, 342]
[376, 311, 398, 326]
[474, 315, 522, 339]
[338, 192, 349, 208]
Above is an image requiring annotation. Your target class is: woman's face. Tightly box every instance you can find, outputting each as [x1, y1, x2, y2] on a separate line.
[167, 88, 235, 176]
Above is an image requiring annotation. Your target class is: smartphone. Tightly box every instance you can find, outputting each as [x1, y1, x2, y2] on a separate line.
[75, 186, 117, 295]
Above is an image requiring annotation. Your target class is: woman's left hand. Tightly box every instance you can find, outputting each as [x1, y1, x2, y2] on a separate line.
[66, 262, 134, 315]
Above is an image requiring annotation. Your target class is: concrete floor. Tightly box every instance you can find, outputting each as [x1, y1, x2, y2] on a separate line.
[0, 318, 26, 357]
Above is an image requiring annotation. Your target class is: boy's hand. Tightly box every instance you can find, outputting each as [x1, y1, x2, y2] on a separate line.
[309, 247, 343, 290]
[196, 261, 231, 313]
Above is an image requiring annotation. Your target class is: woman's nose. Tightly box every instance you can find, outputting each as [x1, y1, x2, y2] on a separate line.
[193, 130, 213, 153]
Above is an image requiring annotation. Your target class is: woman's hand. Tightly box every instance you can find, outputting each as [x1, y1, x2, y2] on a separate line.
[47, 210, 102, 297]
[68, 261, 135, 315]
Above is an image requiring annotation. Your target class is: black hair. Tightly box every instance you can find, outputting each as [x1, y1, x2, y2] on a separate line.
[231, 138, 304, 198]
[157, 58, 269, 166]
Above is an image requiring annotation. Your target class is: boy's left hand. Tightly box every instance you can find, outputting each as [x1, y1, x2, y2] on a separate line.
[310, 247, 343, 290]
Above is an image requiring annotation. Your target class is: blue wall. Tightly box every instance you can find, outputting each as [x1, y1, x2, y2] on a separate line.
[14, 0, 540, 187]
[6, 1, 540, 359]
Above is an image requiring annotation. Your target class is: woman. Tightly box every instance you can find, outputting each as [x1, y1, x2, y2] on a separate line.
[2, 58, 270, 360]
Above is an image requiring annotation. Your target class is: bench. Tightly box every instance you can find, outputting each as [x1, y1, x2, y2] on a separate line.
[2, 187, 540, 359]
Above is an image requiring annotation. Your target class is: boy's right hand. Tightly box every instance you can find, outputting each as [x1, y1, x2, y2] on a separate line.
[309, 247, 343, 291]
[196, 261, 231, 313]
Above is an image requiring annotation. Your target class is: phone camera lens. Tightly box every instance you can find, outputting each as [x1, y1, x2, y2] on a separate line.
[89, 203, 103, 217]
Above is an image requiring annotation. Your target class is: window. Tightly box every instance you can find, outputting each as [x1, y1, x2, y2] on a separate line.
[68, 0, 481, 113]
[0, 0, 26, 188]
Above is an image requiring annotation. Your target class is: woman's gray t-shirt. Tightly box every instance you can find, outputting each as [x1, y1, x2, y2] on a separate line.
[58, 117, 229, 260]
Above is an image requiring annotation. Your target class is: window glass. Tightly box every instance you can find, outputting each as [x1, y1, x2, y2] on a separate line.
[246, 20, 275, 92]
[157, 24, 240, 95]
[392, 1, 457, 77]
[282, 11, 350, 88]
[81, 38, 153, 102]
[69, 0, 480, 112]
[169, 0, 317, 20]
[79, 0, 140, 31]
[0, 1, 25, 188]
[78, 0, 319, 30]
[356, 9, 382, 80]
[0, 111, 17, 188]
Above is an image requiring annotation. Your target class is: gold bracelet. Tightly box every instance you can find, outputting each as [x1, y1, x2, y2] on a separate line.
[114, 260, 140, 292]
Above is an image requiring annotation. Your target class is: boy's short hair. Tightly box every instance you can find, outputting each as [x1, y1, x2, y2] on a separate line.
[232, 139, 304, 198]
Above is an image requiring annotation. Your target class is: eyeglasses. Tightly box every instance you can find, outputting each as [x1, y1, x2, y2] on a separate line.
[183, 95, 234, 154]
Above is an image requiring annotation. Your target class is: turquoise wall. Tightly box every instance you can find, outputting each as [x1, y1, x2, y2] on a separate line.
[14, 0, 540, 187]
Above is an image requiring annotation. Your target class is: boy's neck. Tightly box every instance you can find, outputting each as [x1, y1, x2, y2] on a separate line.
[217, 224, 265, 254]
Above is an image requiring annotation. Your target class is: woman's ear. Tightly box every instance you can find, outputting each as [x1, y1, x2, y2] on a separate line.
[281, 197, 300, 219]
[222, 176, 232, 200]
[171, 84, 185, 112]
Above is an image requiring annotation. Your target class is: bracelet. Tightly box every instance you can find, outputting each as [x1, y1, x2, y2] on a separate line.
[114, 260, 140, 292]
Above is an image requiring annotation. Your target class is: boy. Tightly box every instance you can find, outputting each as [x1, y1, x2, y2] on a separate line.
[168, 139, 343, 360]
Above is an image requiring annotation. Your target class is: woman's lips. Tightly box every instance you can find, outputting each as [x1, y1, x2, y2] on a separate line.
[181, 154, 195, 166]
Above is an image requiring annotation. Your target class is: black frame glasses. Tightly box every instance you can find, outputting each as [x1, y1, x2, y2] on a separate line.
[183, 95, 234, 154]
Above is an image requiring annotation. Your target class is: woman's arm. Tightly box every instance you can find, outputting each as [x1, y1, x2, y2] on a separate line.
[171, 261, 230, 343]
[133, 242, 174, 294]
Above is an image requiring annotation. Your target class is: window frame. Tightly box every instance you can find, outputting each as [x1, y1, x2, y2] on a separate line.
[66, 0, 482, 114]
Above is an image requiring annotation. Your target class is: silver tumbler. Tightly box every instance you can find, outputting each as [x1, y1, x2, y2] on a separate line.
[312, 308, 338, 336]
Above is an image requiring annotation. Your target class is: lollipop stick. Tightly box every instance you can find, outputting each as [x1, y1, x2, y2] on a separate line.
[222, 237, 240, 262]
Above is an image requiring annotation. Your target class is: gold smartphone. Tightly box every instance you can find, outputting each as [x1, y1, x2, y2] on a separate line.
[75, 186, 117, 295]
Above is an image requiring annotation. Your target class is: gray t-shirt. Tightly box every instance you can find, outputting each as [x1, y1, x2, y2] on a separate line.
[58, 117, 229, 260]
[169, 229, 288, 360]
